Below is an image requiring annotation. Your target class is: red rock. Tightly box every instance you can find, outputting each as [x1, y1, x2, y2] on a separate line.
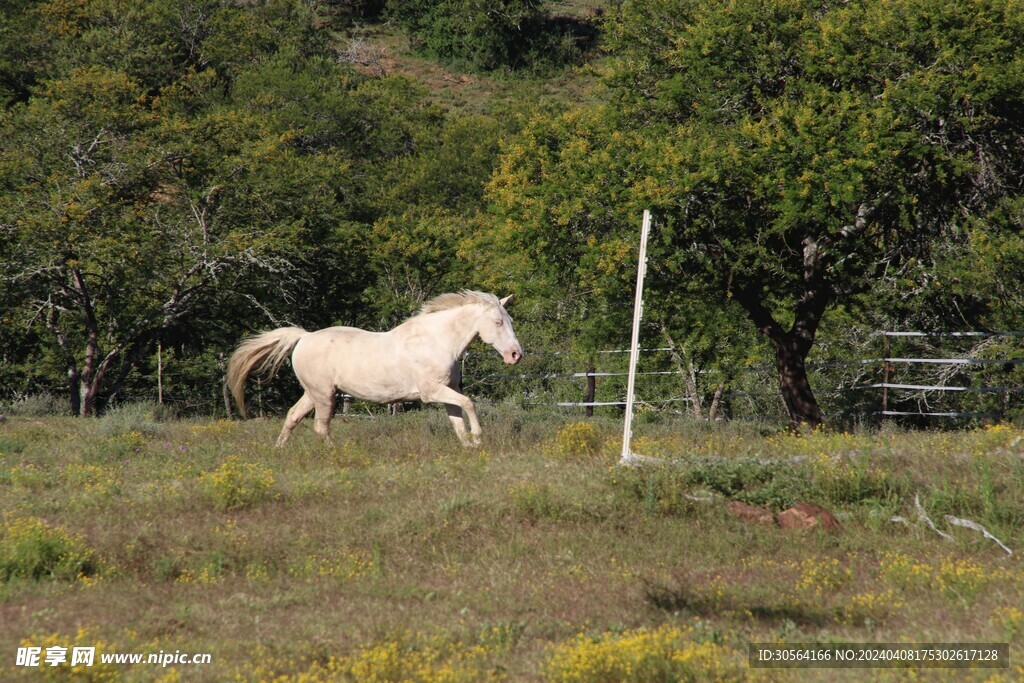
[727, 500, 775, 526]
[777, 502, 842, 532]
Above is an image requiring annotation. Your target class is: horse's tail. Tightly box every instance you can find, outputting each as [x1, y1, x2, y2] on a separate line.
[226, 327, 307, 419]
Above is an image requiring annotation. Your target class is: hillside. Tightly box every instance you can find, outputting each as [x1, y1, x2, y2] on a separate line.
[330, 1, 610, 115]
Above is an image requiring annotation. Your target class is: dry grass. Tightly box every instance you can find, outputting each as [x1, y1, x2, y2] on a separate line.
[1, 409, 1023, 680]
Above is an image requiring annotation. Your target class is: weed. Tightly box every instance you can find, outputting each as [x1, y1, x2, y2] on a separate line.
[0, 437, 26, 455]
[20, 627, 119, 680]
[197, 456, 276, 510]
[993, 606, 1024, 640]
[543, 625, 744, 682]
[287, 548, 376, 582]
[8, 463, 54, 490]
[63, 463, 120, 500]
[96, 401, 172, 438]
[547, 421, 603, 460]
[795, 557, 851, 597]
[842, 588, 904, 625]
[608, 465, 700, 517]
[508, 481, 565, 522]
[94, 431, 148, 460]
[0, 516, 97, 581]
[247, 630, 511, 682]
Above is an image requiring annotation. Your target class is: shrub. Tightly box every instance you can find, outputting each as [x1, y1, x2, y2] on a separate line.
[0, 516, 97, 581]
[96, 401, 174, 438]
[387, 0, 588, 72]
[548, 421, 603, 459]
[5, 394, 64, 417]
[198, 456, 276, 510]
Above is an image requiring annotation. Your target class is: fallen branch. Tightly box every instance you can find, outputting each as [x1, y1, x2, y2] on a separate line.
[914, 495, 953, 541]
[944, 515, 1013, 556]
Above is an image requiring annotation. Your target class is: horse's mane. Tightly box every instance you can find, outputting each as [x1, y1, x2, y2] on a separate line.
[417, 291, 499, 316]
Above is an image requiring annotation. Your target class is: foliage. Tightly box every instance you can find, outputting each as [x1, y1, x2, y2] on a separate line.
[0, 0, 515, 415]
[487, 0, 1024, 427]
[484, 104, 766, 406]
[2, 0, 1024, 424]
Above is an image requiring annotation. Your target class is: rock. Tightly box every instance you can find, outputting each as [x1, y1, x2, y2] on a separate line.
[777, 502, 842, 533]
[727, 500, 775, 526]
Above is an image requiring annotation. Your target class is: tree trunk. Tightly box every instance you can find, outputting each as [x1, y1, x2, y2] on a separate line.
[736, 284, 828, 431]
[80, 380, 100, 417]
[661, 323, 703, 419]
[68, 368, 81, 416]
[73, 267, 101, 417]
[78, 333, 101, 417]
[708, 380, 725, 422]
[773, 335, 824, 429]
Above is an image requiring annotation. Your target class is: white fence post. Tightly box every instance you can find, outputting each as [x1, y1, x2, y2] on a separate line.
[621, 210, 653, 465]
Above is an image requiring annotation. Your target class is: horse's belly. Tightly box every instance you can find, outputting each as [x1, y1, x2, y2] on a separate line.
[292, 328, 428, 404]
[340, 380, 420, 404]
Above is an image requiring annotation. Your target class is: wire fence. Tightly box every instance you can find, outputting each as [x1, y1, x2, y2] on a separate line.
[6, 331, 1023, 423]
[459, 331, 1024, 424]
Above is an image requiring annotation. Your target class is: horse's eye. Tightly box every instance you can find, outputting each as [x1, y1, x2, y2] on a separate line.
[495, 319, 503, 326]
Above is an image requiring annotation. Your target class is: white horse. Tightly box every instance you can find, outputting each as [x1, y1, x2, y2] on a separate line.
[226, 291, 523, 447]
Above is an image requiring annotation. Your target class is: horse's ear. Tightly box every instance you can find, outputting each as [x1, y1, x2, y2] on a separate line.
[500, 294, 514, 308]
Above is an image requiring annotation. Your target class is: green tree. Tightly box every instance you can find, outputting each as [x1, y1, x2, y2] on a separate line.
[489, 0, 1024, 428]
[1, 0, 513, 414]
[0, 64, 332, 415]
[484, 105, 763, 416]
[0, 0, 48, 106]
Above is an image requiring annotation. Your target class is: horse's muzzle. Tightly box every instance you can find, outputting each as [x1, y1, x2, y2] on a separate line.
[504, 348, 523, 365]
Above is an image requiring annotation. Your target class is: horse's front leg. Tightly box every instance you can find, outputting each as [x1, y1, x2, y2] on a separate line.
[422, 383, 481, 447]
[444, 403, 472, 446]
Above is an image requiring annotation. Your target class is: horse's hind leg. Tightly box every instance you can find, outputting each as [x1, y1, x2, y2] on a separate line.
[277, 393, 314, 447]
[312, 394, 336, 445]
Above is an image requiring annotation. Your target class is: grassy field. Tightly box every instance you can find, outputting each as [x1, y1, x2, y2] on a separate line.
[1, 406, 1023, 681]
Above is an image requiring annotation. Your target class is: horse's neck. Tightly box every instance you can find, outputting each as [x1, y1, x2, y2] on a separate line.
[402, 306, 481, 360]
[439, 306, 482, 358]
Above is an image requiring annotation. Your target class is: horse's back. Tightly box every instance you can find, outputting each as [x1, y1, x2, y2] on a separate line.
[292, 326, 393, 371]
[291, 326, 420, 403]
[299, 325, 382, 346]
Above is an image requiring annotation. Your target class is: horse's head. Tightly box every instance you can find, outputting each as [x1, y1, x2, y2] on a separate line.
[478, 294, 523, 365]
